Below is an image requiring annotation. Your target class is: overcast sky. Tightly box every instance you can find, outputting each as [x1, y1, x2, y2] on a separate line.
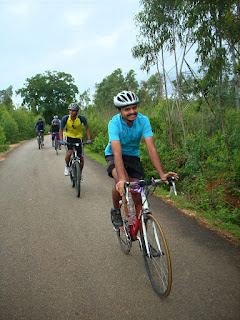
[1, 0, 195, 106]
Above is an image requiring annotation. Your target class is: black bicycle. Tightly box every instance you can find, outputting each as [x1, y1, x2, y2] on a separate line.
[53, 133, 59, 155]
[66, 141, 86, 197]
[36, 130, 44, 149]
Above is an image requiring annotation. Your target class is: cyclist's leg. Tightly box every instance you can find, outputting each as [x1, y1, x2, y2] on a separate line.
[76, 142, 83, 169]
[111, 167, 129, 209]
[51, 133, 54, 146]
[56, 132, 61, 147]
[65, 150, 72, 166]
[124, 156, 145, 216]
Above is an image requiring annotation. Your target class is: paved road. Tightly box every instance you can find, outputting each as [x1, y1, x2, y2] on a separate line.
[0, 136, 239, 320]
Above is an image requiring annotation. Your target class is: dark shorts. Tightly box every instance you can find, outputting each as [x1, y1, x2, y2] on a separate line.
[105, 155, 145, 179]
[52, 132, 60, 140]
[66, 137, 83, 158]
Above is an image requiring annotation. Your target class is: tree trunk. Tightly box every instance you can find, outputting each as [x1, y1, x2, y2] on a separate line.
[161, 48, 174, 151]
[172, 23, 187, 142]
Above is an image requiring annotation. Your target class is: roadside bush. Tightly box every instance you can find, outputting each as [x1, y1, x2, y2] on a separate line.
[0, 106, 19, 143]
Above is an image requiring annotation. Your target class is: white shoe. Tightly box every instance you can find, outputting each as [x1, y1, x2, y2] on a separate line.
[64, 166, 70, 176]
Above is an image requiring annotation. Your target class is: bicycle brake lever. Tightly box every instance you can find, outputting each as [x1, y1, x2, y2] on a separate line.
[172, 181, 177, 196]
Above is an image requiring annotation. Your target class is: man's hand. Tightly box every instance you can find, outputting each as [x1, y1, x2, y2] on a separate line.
[116, 180, 125, 197]
[161, 172, 179, 184]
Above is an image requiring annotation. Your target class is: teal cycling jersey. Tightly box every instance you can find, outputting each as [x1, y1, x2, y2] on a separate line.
[105, 113, 153, 157]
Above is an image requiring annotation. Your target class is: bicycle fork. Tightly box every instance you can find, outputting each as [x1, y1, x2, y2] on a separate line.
[141, 214, 163, 258]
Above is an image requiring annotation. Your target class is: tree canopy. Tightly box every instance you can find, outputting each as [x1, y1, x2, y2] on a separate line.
[16, 71, 79, 123]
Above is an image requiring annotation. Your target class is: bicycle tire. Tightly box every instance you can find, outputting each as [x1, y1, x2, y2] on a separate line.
[40, 136, 43, 148]
[116, 202, 132, 254]
[54, 138, 58, 155]
[70, 162, 75, 188]
[74, 161, 81, 197]
[37, 136, 40, 149]
[141, 214, 172, 298]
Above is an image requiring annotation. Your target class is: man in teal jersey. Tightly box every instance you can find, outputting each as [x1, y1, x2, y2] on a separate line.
[105, 90, 178, 227]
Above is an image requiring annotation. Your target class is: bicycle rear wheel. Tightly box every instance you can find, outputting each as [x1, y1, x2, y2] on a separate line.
[116, 202, 132, 254]
[74, 161, 81, 197]
[54, 138, 58, 155]
[141, 214, 172, 298]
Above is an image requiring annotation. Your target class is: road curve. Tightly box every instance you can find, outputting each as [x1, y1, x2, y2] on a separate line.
[0, 136, 239, 320]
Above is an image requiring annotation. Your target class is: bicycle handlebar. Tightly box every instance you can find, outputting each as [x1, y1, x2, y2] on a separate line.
[125, 177, 177, 198]
[61, 141, 88, 146]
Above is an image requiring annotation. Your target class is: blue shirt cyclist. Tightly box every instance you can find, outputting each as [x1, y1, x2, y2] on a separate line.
[105, 90, 178, 227]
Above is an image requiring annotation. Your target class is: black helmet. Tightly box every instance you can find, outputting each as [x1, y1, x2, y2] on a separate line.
[68, 103, 80, 111]
[39, 116, 43, 120]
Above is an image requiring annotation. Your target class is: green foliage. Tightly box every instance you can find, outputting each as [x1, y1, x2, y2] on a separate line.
[93, 68, 140, 116]
[0, 125, 7, 152]
[0, 86, 13, 112]
[0, 105, 19, 143]
[88, 133, 108, 156]
[12, 110, 36, 140]
[16, 70, 79, 123]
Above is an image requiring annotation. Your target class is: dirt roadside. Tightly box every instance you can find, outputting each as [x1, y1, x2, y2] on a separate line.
[1, 141, 239, 248]
[0, 141, 28, 161]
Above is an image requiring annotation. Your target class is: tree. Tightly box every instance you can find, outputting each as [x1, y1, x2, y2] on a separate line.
[182, 0, 240, 166]
[0, 86, 14, 112]
[93, 68, 138, 117]
[16, 71, 79, 123]
[79, 89, 91, 110]
[125, 69, 139, 92]
[132, 0, 188, 147]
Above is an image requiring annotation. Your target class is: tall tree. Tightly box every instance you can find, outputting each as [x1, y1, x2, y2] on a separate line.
[16, 71, 78, 123]
[132, 0, 187, 147]
[0, 86, 14, 111]
[94, 68, 137, 117]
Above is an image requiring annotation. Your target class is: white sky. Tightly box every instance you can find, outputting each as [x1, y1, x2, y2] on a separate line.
[0, 0, 196, 106]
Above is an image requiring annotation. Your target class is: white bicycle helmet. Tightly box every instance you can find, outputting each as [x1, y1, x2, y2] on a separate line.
[68, 103, 80, 111]
[114, 90, 139, 109]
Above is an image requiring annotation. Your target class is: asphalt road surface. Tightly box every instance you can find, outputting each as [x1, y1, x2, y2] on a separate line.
[0, 136, 239, 320]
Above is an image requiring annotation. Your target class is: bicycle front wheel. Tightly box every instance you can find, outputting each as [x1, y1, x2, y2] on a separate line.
[54, 138, 58, 155]
[141, 214, 172, 298]
[74, 162, 81, 197]
[37, 136, 41, 149]
[116, 202, 132, 254]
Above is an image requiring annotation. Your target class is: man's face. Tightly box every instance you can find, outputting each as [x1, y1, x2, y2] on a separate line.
[69, 109, 78, 118]
[118, 104, 138, 122]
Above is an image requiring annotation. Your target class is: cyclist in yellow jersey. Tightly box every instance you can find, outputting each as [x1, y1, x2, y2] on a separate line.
[60, 103, 91, 176]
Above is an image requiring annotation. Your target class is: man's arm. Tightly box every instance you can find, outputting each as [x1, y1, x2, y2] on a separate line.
[59, 128, 64, 141]
[111, 140, 127, 196]
[85, 125, 91, 141]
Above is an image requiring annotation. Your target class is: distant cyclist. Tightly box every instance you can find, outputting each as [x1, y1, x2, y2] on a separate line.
[34, 116, 46, 146]
[51, 115, 61, 126]
[49, 119, 61, 149]
[59, 103, 92, 176]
